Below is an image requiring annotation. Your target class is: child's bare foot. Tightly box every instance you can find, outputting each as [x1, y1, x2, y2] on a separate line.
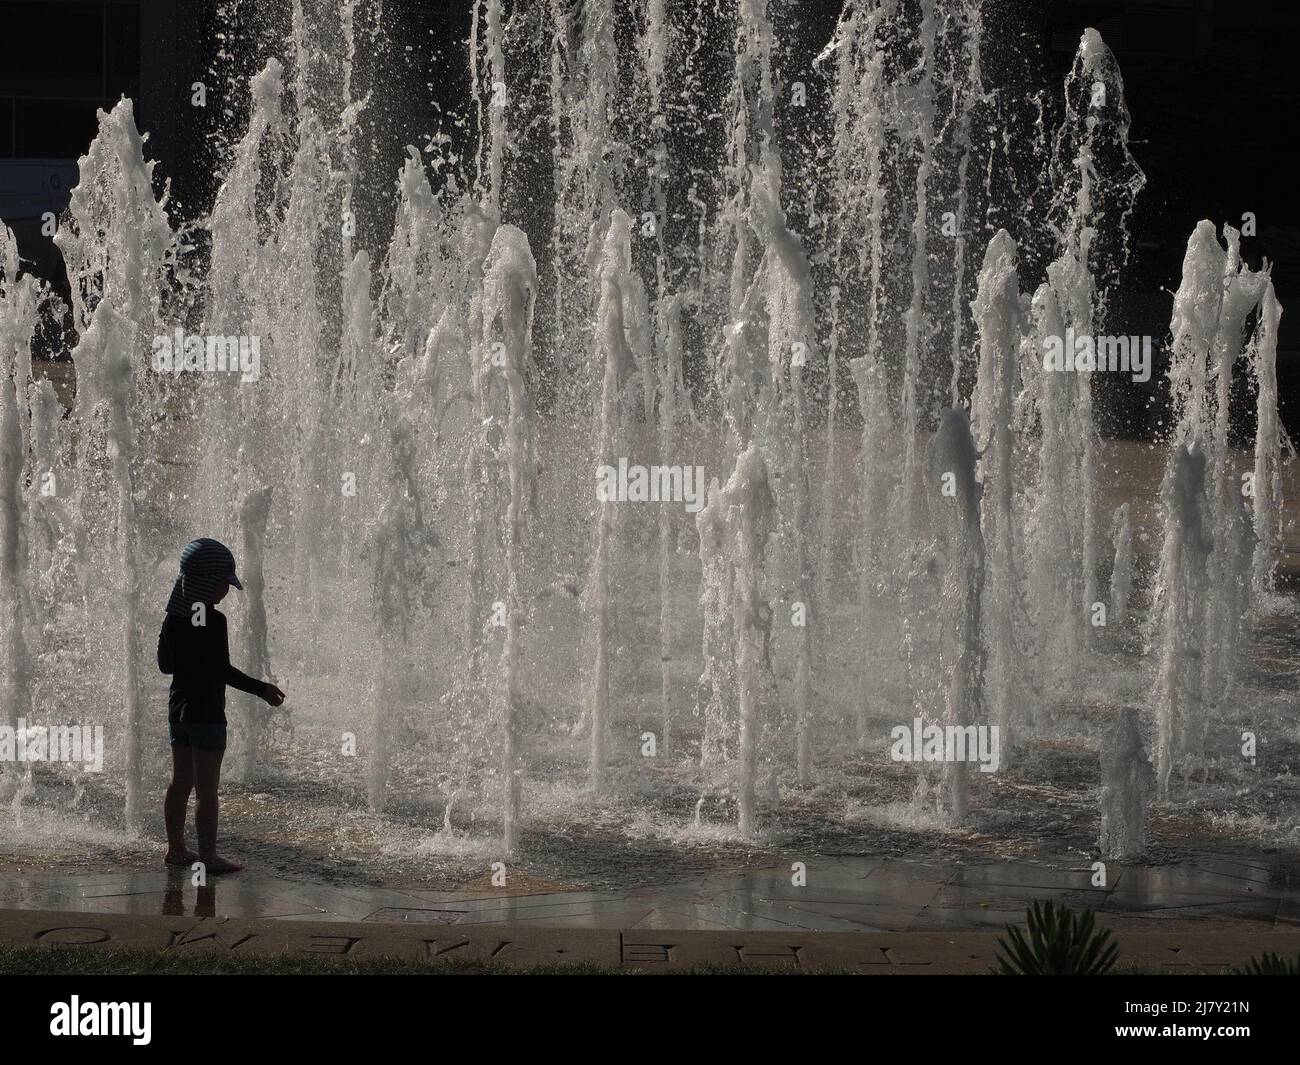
[164, 848, 200, 866]
[197, 855, 244, 874]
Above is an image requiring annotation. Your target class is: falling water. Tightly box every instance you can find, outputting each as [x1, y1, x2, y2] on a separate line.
[1150, 444, 1212, 801]
[970, 230, 1020, 754]
[0, 224, 35, 807]
[1109, 503, 1133, 627]
[235, 487, 273, 780]
[697, 445, 775, 838]
[479, 224, 537, 855]
[2, 5, 1291, 867]
[54, 100, 176, 833]
[588, 209, 645, 792]
[1099, 708, 1152, 859]
[926, 408, 985, 822]
[1251, 283, 1285, 594]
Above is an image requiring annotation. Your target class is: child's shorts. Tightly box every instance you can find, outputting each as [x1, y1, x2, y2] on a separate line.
[169, 721, 228, 751]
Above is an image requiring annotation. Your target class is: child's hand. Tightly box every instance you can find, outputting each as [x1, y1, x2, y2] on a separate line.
[262, 682, 286, 707]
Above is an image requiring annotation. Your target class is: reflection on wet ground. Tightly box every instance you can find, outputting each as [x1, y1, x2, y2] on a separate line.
[3, 853, 1298, 931]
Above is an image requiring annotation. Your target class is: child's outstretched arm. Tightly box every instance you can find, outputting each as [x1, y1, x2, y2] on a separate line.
[227, 664, 285, 705]
[217, 616, 285, 705]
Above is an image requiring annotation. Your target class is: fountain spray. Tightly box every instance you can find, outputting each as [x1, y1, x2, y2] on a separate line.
[970, 230, 1021, 756]
[56, 99, 176, 833]
[480, 225, 538, 855]
[1250, 282, 1286, 595]
[697, 444, 775, 837]
[588, 209, 647, 792]
[927, 408, 985, 822]
[1150, 444, 1212, 801]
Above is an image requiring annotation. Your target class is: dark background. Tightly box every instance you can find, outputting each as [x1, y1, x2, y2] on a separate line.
[1, 0, 1297, 436]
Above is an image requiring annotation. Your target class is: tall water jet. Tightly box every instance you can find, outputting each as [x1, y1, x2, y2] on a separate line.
[56, 99, 176, 832]
[715, 0, 775, 332]
[545, 0, 628, 410]
[0, 310, 30, 809]
[379, 149, 439, 374]
[0, 223, 37, 805]
[828, 2, 902, 749]
[1027, 278, 1071, 673]
[655, 294, 687, 755]
[367, 421, 418, 815]
[1166, 222, 1267, 728]
[849, 353, 895, 750]
[471, 0, 509, 217]
[898, 0, 940, 531]
[970, 230, 1021, 754]
[1205, 489, 1255, 713]
[815, 284, 841, 635]
[749, 149, 816, 783]
[1207, 230, 1268, 517]
[946, 0, 985, 404]
[927, 408, 985, 822]
[1250, 282, 1285, 595]
[1032, 28, 1145, 679]
[825, 0, 891, 389]
[278, 112, 333, 620]
[336, 0, 365, 269]
[1167, 223, 1260, 449]
[199, 58, 286, 538]
[363, 240, 431, 815]
[1099, 708, 1152, 859]
[337, 247, 382, 572]
[394, 304, 466, 686]
[26, 379, 68, 599]
[1051, 29, 1146, 308]
[480, 225, 538, 855]
[1150, 444, 1212, 801]
[588, 209, 647, 792]
[696, 444, 775, 837]
[1205, 235, 1267, 708]
[236, 487, 274, 780]
[461, 203, 500, 690]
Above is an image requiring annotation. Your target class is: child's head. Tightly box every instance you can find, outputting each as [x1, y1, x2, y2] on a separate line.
[164, 538, 242, 619]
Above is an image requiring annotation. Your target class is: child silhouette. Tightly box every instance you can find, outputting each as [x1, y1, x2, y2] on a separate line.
[157, 538, 284, 873]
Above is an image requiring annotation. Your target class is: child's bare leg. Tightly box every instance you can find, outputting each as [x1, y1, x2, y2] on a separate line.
[164, 745, 198, 865]
[193, 747, 242, 873]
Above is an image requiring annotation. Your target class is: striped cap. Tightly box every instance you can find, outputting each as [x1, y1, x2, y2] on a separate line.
[164, 538, 243, 619]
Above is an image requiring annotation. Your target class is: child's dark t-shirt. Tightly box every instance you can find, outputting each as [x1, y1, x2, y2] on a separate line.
[157, 610, 265, 725]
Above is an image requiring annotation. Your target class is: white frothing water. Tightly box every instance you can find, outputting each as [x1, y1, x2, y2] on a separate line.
[1, 7, 1292, 859]
[479, 224, 538, 854]
[588, 208, 644, 792]
[970, 230, 1020, 755]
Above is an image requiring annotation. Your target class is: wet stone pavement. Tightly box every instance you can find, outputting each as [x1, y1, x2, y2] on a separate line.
[2, 853, 1297, 931]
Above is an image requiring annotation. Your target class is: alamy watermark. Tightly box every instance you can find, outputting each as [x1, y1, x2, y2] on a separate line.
[50, 997, 151, 1045]
[151, 329, 261, 382]
[889, 718, 1001, 773]
[596, 458, 707, 513]
[0, 720, 104, 772]
[1042, 328, 1152, 383]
